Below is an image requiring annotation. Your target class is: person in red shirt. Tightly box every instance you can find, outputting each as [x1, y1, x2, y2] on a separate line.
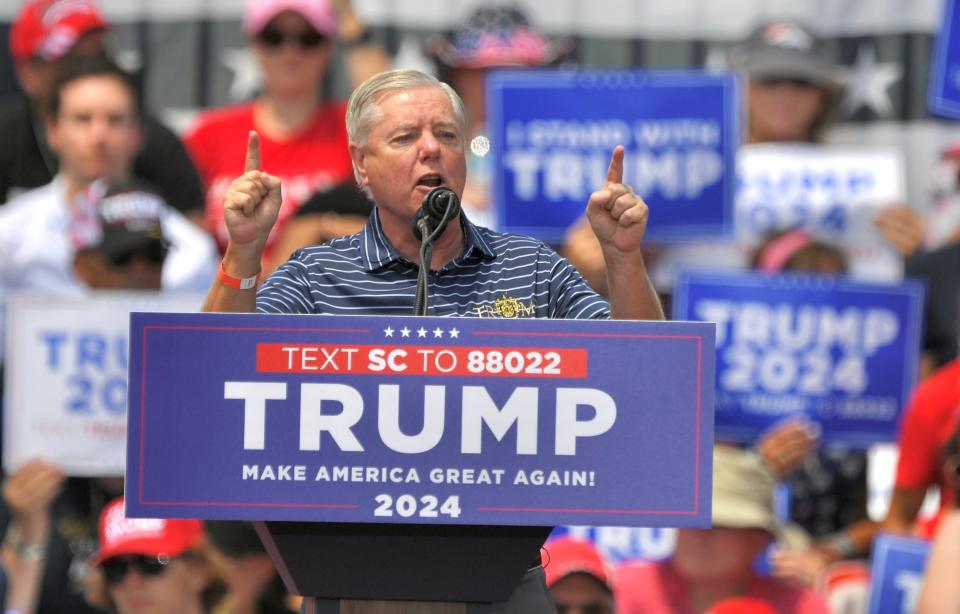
[185, 0, 386, 269]
[770, 358, 960, 589]
[614, 446, 829, 614]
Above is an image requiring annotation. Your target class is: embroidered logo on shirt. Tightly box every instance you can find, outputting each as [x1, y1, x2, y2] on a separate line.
[472, 296, 535, 318]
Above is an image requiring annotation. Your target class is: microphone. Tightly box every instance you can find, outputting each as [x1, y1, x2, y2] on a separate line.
[412, 187, 460, 242]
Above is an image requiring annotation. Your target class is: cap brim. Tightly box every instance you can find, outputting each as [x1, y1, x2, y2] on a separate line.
[741, 49, 836, 88]
[712, 497, 781, 538]
[93, 541, 190, 567]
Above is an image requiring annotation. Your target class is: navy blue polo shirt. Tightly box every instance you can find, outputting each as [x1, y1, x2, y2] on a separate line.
[257, 210, 610, 319]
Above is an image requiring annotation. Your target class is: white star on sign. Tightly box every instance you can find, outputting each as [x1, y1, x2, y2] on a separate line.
[839, 44, 902, 118]
[417, 327, 428, 338]
[400, 327, 411, 338]
[384, 326, 395, 337]
[433, 327, 444, 338]
[449, 328, 460, 339]
[221, 47, 262, 102]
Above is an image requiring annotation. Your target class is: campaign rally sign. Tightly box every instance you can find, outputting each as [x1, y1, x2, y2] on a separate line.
[4, 292, 203, 476]
[550, 526, 677, 563]
[488, 69, 738, 242]
[673, 271, 924, 446]
[650, 144, 906, 290]
[929, 0, 960, 119]
[867, 534, 931, 614]
[126, 312, 715, 528]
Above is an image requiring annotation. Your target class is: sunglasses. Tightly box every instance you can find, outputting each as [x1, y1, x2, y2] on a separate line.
[257, 28, 326, 50]
[102, 554, 173, 585]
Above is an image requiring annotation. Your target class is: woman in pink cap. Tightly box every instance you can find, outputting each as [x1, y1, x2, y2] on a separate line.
[185, 0, 387, 273]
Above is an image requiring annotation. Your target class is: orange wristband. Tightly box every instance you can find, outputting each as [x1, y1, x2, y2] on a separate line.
[217, 262, 259, 290]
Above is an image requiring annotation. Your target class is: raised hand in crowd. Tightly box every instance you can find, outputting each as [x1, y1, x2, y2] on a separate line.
[756, 418, 820, 479]
[874, 204, 926, 258]
[2, 459, 66, 614]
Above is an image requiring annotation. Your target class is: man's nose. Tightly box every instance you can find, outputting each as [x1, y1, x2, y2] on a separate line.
[90, 116, 111, 142]
[419, 134, 441, 160]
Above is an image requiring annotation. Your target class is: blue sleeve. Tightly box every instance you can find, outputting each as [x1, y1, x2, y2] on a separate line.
[544, 247, 610, 319]
[256, 251, 315, 314]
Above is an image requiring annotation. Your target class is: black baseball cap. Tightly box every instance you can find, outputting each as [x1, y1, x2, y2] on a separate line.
[87, 181, 169, 265]
[729, 21, 835, 87]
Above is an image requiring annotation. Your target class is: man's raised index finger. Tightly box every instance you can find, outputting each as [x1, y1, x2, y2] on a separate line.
[245, 130, 261, 173]
[607, 145, 625, 185]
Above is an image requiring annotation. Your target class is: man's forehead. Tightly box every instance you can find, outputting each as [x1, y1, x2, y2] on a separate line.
[60, 75, 134, 110]
[376, 85, 454, 116]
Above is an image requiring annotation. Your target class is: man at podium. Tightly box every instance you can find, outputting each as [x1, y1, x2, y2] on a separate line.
[203, 68, 663, 611]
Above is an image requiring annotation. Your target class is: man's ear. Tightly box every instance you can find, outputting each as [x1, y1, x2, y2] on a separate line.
[14, 61, 43, 99]
[128, 118, 144, 157]
[348, 141, 369, 188]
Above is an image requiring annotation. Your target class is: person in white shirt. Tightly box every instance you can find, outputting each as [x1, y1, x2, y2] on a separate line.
[0, 53, 217, 354]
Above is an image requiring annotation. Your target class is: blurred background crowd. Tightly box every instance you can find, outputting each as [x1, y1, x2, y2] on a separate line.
[0, 0, 959, 612]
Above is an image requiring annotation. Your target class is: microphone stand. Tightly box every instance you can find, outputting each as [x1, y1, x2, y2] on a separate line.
[412, 191, 459, 316]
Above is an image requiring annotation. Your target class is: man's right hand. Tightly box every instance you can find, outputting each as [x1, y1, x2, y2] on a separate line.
[223, 131, 283, 253]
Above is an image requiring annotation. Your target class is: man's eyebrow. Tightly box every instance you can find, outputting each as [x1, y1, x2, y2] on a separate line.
[387, 122, 418, 134]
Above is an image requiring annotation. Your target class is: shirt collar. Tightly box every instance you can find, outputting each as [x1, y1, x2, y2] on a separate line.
[358, 207, 496, 272]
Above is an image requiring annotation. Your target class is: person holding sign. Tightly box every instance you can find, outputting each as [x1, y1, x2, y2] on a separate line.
[204, 68, 663, 610]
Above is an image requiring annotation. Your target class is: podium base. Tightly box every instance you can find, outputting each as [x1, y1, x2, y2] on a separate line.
[255, 521, 551, 603]
[302, 599, 490, 614]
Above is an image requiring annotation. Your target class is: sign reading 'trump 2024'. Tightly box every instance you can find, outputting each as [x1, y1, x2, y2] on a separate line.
[126, 313, 715, 528]
[674, 271, 923, 446]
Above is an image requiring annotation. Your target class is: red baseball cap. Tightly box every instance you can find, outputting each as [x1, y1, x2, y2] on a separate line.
[707, 597, 780, 614]
[94, 498, 204, 565]
[10, 0, 108, 64]
[542, 537, 613, 592]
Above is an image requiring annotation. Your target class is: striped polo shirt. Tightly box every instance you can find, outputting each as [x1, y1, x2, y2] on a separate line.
[257, 210, 610, 320]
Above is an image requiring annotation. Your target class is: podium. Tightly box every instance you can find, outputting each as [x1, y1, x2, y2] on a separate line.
[257, 521, 550, 612]
[125, 312, 715, 610]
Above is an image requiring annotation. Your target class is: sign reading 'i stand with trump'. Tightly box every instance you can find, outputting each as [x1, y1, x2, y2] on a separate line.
[673, 271, 923, 447]
[487, 69, 739, 242]
[125, 312, 714, 528]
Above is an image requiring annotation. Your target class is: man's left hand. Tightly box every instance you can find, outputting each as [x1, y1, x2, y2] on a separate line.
[586, 146, 649, 255]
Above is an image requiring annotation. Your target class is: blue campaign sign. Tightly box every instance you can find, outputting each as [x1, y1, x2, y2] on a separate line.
[673, 271, 924, 446]
[929, 0, 960, 119]
[488, 69, 739, 243]
[867, 534, 931, 614]
[126, 313, 715, 528]
[549, 526, 677, 563]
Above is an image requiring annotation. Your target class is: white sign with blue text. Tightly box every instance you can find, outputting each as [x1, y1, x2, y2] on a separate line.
[651, 144, 906, 289]
[673, 271, 924, 446]
[3, 292, 203, 476]
[867, 534, 931, 614]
